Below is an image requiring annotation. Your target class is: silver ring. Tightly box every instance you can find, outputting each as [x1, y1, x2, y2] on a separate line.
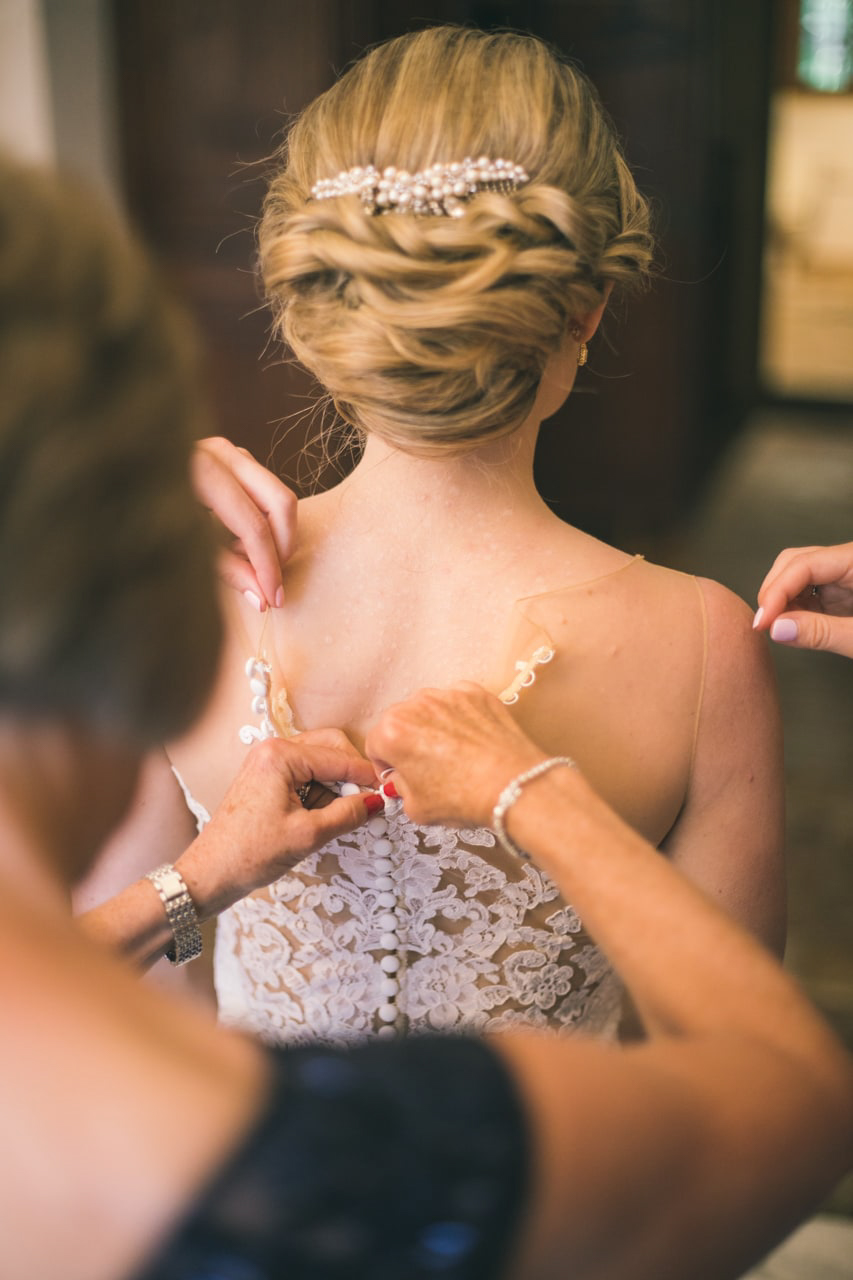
[811, 584, 820, 598]
[297, 782, 312, 806]
[379, 767, 395, 782]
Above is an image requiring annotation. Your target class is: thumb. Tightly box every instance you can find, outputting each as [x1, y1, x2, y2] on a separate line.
[303, 790, 383, 846]
[769, 611, 853, 660]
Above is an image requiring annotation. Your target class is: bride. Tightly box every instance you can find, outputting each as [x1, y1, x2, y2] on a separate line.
[81, 25, 784, 1042]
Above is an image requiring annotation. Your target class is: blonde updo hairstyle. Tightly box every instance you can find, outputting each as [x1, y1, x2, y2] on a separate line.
[0, 159, 220, 745]
[260, 25, 654, 456]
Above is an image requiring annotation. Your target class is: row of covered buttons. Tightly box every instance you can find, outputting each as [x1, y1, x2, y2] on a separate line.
[341, 783, 402, 1036]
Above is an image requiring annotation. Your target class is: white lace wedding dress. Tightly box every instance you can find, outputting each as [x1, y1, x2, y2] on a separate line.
[213, 805, 622, 1046]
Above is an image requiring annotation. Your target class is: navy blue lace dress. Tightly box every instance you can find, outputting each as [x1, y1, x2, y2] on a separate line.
[136, 1035, 528, 1280]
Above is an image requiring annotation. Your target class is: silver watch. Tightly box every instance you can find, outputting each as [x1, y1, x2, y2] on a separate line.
[145, 863, 203, 966]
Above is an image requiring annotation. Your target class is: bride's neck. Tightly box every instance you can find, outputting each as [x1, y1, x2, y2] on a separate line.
[329, 420, 550, 546]
[313, 340, 582, 552]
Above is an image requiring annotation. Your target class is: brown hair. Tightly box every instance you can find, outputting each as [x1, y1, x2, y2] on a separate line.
[260, 26, 653, 455]
[0, 159, 220, 743]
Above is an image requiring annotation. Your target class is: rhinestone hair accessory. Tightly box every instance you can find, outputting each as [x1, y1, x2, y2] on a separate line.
[310, 156, 529, 218]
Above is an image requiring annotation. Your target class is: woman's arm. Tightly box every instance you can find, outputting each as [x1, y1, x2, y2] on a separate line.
[73, 748, 210, 996]
[77, 733, 379, 968]
[661, 578, 787, 955]
[368, 686, 853, 1280]
[497, 770, 849, 1280]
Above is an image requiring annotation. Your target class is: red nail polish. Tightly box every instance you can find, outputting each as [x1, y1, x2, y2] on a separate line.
[363, 792, 385, 815]
[381, 780, 399, 799]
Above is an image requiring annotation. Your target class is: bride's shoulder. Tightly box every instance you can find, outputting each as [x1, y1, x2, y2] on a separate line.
[615, 562, 772, 711]
[532, 534, 761, 670]
[599, 552, 754, 622]
[631, 561, 759, 642]
[689, 574, 774, 703]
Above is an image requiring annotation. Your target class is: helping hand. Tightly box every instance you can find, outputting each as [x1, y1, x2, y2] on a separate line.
[366, 683, 547, 828]
[192, 730, 380, 908]
[754, 542, 853, 659]
[192, 436, 297, 612]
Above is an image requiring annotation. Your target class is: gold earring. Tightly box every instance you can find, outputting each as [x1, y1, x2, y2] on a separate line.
[570, 324, 589, 367]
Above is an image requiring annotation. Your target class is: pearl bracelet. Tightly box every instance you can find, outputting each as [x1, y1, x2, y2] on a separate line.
[491, 757, 577, 861]
[145, 863, 203, 966]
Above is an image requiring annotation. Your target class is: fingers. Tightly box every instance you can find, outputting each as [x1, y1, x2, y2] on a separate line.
[367, 683, 532, 770]
[756, 543, 853, 616]
[249, 786, 383, 867]
[755, 547, 819, 624]
[364, 686, 465, 779]
[760, 609, 853, 660]
[215, 547, 270, 609]
[232, 737, 377, 815]
[192, 437, 298, 610]
[227, 444, 298, 574]
[298, 790, 385, 850]
[366, 684, 544, 828]
[202, 738, 384, 897]
[754, 543, 853, 658]
[291, 732, 379, 790]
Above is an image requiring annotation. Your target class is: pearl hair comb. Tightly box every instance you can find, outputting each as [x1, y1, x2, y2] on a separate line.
[310, 156, 529, 218]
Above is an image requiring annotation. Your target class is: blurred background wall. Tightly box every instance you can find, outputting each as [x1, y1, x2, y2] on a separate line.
[2, 0, 852, 1221]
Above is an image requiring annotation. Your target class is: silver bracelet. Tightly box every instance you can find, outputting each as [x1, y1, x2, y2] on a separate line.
[144, 863, 203, 966]
[492, 756, 577, 861]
